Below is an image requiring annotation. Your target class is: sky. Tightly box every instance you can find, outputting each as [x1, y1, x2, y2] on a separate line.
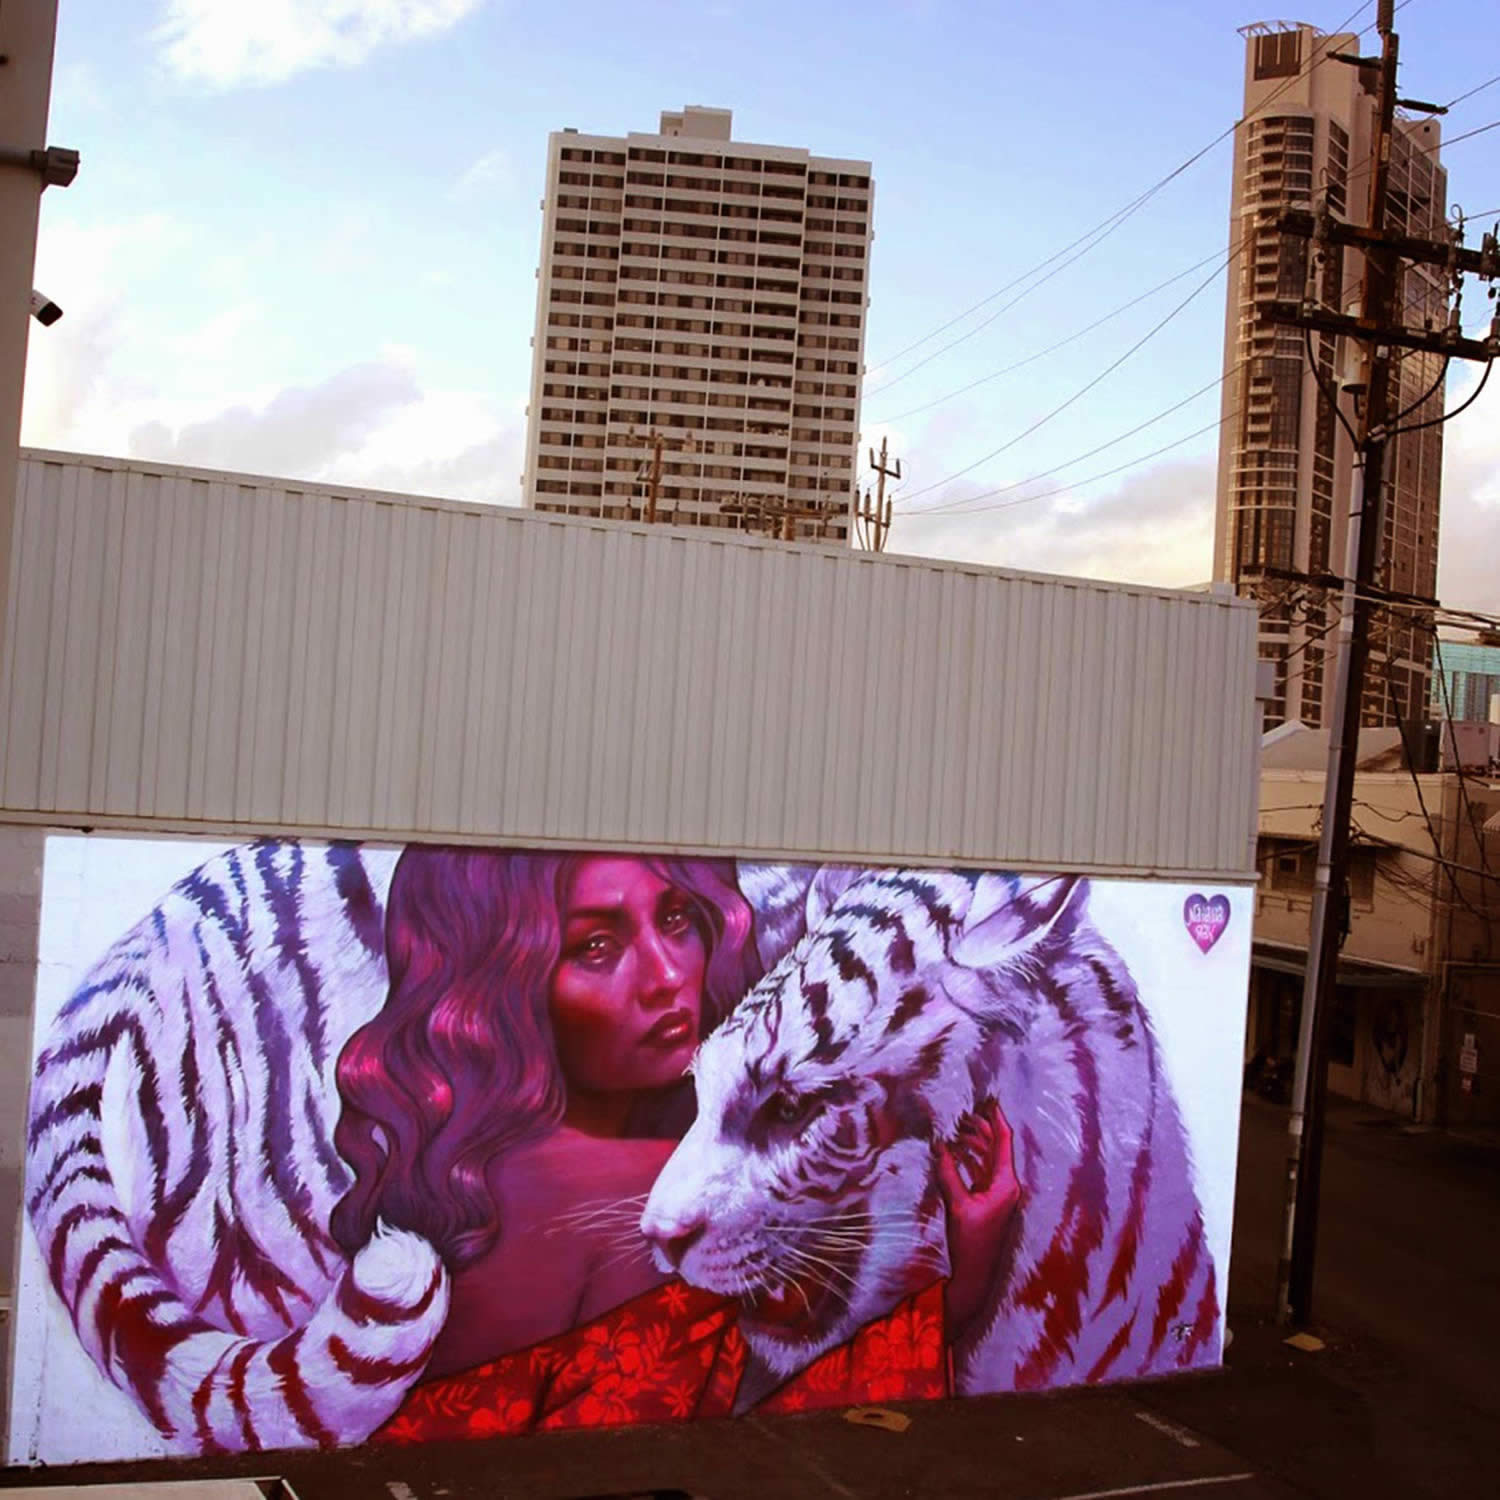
[22, 0, 1500, 615]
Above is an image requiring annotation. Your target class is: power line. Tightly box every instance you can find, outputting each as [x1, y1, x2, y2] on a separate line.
[1281, 610, 1349, 667]
[870, 245, 1237, 427]
[1248, 567, 1500, 637]
[1432, 115, 1500, 150]
[873, 12, 1452, 503]
[1430, 633, 1496, 879]
[1391, 355, 1492, 437]
[864, 205, 1178, 398]
[879, 6, 1491, 549]
[1432, 604, 1500, 634]
[1372, 852, 1500, 893]
[1442, 72, 1500, 111]
[865, 1, 1386, 381]
[1342, 115, 1500, 200]
[895, 305, 1489, 537]
[898, 407, 1238, 525]
[1364, 842, 1500, 886]
[892, 250, 1237, 506]
[866, 157, 1222, 383]
[1376, 658, 1494, 926]
[904, 361, 1242, 519]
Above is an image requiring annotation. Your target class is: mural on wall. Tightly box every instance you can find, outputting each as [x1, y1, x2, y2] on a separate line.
[9, 836, 1249, 1464]
[1361, 988, 1421, 1116]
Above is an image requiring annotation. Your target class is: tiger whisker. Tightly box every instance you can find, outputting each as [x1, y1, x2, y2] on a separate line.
[790, 1212, 883, 1225]
[546, 1197, 652, 1232]
[550, 1197, 652, 1223]
[545, 1220, 646, 1239]
[772, 1242, 860, 1294]
[771, 1256, 848, 1301]
[555, 1207, 651, 1222]
[554, 1192, 651, 1212]
[592, 1241, 655, 1277]
[806, 1228, 922, 1252]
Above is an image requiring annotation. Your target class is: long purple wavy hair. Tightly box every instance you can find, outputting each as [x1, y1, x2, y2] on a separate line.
[330, 846, 760, 1270]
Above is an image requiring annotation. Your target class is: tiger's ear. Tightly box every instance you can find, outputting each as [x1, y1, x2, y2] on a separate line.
[951, 874, 1086, 971]
[738, 862, 819, 972]
[805, 864, 859, 933]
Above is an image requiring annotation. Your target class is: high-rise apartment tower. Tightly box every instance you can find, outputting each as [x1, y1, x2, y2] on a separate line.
[1214, 22, 1448, 730]
[521, 106, 873, 543]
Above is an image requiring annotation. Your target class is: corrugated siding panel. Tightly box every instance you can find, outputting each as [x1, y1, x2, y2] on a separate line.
[1, 451, 1261, 878]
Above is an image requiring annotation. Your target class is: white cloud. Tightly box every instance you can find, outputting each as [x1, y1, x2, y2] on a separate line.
[893, 456, 1217, 590]
[22, 207, 524, 508]
[155, 0, 485, 88]
[312, 380, 525, 501]
[117, 355, 525, 505]
[1437, 370, 1500, 620]
[453, 147, 516, 200]
[880, 361, 1500, 617]
[24, 214, 194, 451]
[129, 360, 423, 476]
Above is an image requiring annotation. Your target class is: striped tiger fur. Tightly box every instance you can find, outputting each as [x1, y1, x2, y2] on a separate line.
[24, 841, 448, 1453]
[642, 866, 1220, 1398]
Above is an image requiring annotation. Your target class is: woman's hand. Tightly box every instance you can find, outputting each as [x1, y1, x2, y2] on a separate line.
[934, 1097, 1022, 1345]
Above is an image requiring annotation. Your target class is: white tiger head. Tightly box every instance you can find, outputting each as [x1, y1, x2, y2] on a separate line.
[640, 866, 1085, 1376]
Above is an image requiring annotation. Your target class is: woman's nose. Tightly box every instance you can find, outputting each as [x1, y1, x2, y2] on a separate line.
[638, 930, 685, 1000]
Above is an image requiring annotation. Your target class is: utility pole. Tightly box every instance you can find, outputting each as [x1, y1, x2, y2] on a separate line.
[856, 435, 900, 551]
[625, 426, 698, 525]
[1263, 0, 1500, 1325]
[644, 428, 664, 525]
[625, 427, 667, 525]
[720, 494, 830, 542]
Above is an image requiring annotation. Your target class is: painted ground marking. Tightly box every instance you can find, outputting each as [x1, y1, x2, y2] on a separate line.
[1134, 1408, 1203, 1448]
[1039, 1474, 1256, 1500]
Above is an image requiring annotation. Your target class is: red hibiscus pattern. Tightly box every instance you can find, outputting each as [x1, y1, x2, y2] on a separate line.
[377, 1278, 947, 1443]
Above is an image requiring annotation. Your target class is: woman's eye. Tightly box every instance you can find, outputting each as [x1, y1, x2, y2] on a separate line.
[660, 902, 693, 936]
[578, 934, 618, 966]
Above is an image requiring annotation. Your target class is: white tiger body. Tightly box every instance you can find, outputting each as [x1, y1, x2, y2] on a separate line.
[642, 866, 1220, 1397]
[24, 842, 448, 1452]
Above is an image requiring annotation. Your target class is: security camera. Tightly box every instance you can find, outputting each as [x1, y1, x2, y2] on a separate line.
[30, 289, 62, 327]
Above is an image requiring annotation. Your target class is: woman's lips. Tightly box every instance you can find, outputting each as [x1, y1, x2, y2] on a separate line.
[641, 1010, 695, 1048]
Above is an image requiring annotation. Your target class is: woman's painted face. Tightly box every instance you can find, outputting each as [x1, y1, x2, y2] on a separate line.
[550, 858, 708, 1098]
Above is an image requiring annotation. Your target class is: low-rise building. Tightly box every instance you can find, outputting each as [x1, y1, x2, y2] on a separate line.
[1247, 728, 1499, 1127]
[1430, 634, 1500, 775]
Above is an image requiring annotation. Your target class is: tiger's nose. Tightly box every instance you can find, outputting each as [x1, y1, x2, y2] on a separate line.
[648, 1216, 707, 1269]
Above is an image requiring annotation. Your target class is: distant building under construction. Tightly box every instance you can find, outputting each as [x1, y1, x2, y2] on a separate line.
[1214, 21, 1449, 730]
[521, 106, 873, 544]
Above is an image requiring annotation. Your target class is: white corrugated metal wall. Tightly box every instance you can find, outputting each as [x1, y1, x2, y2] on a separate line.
[0, 450, 1260, 878]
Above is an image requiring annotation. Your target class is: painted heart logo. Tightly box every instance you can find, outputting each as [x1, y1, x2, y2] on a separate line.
[1183, 893, 1230, 954]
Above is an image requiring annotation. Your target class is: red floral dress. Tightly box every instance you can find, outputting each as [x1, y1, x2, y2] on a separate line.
[377, 1278, 947, 1443]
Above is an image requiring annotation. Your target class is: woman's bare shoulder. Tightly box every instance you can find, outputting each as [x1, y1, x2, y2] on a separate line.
[514, 1129, 676, 1202]
[426, 1134, 679, 1376]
